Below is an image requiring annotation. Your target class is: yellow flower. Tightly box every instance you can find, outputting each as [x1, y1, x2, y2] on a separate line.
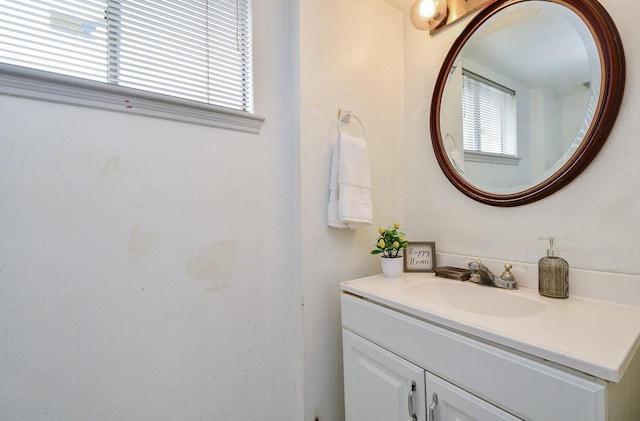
[394, 222, 400, 229]
[378, 227, 385, 234]
[393, 241, 400, 249]
[399, 236, 405, 242]
[378, 240, 386, 248]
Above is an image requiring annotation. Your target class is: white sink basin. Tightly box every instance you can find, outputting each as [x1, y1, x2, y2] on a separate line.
[404, 279, 547, 317]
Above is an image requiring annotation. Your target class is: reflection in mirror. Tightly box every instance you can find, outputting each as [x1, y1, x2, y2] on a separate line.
[440, 1, 599, 194]
[431, 0, 625, 206]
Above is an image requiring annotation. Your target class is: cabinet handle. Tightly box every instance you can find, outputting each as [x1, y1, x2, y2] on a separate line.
[408, 380, 418, 421]
[429, 392, 438, 421]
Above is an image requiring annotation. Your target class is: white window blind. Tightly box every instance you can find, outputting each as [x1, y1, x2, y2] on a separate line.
[462, 70, 517, 157]
[0, 0, 261, 130]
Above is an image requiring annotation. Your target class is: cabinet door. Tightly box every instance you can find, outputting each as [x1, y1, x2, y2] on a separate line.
[343, 329, 426, 421]
[426, 373, 521, 421]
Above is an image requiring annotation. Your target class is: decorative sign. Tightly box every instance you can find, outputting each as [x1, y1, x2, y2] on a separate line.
[404, 242, 436, 273]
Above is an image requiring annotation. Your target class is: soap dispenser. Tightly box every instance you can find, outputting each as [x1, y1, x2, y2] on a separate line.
[538, 237, 569, 298]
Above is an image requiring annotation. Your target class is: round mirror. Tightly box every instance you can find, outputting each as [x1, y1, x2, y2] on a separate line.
[431, 0, 625, 206]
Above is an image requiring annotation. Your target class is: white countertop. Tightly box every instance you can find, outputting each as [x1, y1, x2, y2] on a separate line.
[341, 272, 640, 383]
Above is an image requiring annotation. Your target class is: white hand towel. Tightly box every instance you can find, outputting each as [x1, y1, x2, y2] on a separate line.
[327, 141, 348, 228]
[327, 132, 373, 229]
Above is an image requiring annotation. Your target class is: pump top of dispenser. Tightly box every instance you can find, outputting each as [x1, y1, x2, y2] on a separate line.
[539, 236, 558, 257]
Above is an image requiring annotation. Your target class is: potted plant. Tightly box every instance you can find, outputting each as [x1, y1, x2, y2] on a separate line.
[371, 223, 409, 278]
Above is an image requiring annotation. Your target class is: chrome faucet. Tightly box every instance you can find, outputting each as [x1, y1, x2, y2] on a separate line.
[468, 260, 518, 289]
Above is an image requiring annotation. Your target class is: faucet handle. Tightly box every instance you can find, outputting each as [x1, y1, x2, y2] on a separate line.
[501, 263, 514, 280]
[498, 263, 517, 289]
[468, 259, 482, 270]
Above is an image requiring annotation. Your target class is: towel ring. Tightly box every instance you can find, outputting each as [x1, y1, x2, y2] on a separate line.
[445, 132, 456, 147]
[337, 109, 365, 137]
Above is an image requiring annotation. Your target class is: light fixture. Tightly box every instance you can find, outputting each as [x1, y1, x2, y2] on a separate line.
[410, 0, 448, 31]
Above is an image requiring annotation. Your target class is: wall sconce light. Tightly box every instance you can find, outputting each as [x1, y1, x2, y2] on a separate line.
[410, 0, 448, 31]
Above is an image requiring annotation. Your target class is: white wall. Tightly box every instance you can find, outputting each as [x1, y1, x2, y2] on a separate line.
[0, 0, 405, 418]
[0, 1, 301, 419]
[298, 0, 404, 420]
[404, 0, 640, 276]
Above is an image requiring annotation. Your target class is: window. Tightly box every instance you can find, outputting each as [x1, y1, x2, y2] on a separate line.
[462, 69, 517, 158]
[0, 0, 263, 132]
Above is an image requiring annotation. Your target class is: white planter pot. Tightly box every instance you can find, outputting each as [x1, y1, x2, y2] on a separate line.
[381, 256, 403, 278]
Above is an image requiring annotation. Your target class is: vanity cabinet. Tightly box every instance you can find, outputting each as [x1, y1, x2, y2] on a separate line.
[343, 329, 519, 420]
[341, 292, 629, 421]
[425, 371, 520, 421]
[343, 329, 426, 421]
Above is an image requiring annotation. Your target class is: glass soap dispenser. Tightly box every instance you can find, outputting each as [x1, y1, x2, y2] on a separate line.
[538, 236, 569, 298]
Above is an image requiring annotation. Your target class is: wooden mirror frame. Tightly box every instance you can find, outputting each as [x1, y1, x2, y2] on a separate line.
[430, 0, 625, 207]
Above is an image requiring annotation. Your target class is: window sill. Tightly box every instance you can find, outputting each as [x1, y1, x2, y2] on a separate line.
[464, 150, 521, 165]
[0, 64, 265, 133]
